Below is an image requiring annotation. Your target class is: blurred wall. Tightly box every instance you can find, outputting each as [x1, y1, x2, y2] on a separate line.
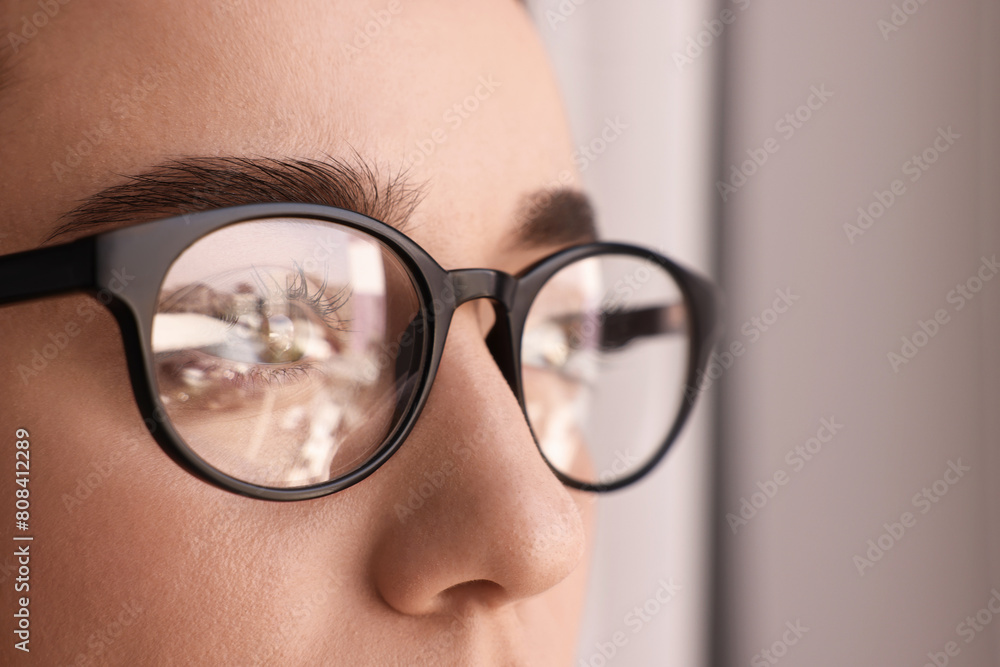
[528, 0, 720, 664]
[718, 0, 1000, 665]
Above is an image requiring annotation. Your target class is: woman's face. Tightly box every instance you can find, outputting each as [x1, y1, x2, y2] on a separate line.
[0, 0, 595, 663]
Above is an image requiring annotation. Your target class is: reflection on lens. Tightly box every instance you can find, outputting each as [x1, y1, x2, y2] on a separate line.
[152, 218, 424, 489]
[521, 253, 690, 486]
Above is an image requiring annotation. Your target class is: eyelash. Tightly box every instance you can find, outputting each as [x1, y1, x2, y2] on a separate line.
[284, 265, 353, 329]
[230, 360, 321, 389]
[156, 354, 323, 410]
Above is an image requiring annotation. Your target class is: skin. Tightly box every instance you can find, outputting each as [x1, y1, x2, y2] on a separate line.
[0, 0, 595, 664]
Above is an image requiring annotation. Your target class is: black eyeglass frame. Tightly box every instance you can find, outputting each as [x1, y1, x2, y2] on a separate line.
[0, 203, 720, 501]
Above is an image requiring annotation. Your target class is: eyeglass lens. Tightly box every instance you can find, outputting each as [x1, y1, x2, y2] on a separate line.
[152, 218, 425, 488]
[522, 254, 690, 486]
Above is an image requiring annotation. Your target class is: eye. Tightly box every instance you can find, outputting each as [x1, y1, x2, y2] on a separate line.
[522, 311, 601, 386]
[156, 265, 346, 350]
[151, 265, 351, 407]
[522, 318, 572, 370]
[221, 304, 322, 364]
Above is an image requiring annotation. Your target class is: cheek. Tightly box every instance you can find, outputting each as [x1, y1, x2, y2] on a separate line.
[0, 296, 371, 663]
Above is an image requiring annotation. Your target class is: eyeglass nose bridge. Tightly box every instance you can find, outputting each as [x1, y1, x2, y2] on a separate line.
[442, 268, 524, 398]
[446, 268, 517, 308]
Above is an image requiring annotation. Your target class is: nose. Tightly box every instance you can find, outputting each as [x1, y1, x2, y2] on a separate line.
[371, 303, 588, 616]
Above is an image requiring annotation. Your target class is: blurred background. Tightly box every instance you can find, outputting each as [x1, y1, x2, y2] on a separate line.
[529, 0, 1000, 664]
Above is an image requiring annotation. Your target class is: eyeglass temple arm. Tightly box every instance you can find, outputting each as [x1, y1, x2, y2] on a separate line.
[0, 238, 96, 307]
[594, 302, 687, 351]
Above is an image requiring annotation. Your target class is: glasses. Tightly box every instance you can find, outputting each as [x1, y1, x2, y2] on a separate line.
[0, 203, 719, 500]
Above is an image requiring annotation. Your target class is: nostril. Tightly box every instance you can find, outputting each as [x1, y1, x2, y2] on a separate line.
[438, 579, 507, 609]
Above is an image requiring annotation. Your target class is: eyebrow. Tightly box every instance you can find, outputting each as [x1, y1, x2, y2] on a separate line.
[46, 155, 422, 242]
[47, 155, 597, 249]
[514, 187, 597, 248]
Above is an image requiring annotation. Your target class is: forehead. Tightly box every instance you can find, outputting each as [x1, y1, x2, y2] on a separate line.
[0, 0, 579, 265]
